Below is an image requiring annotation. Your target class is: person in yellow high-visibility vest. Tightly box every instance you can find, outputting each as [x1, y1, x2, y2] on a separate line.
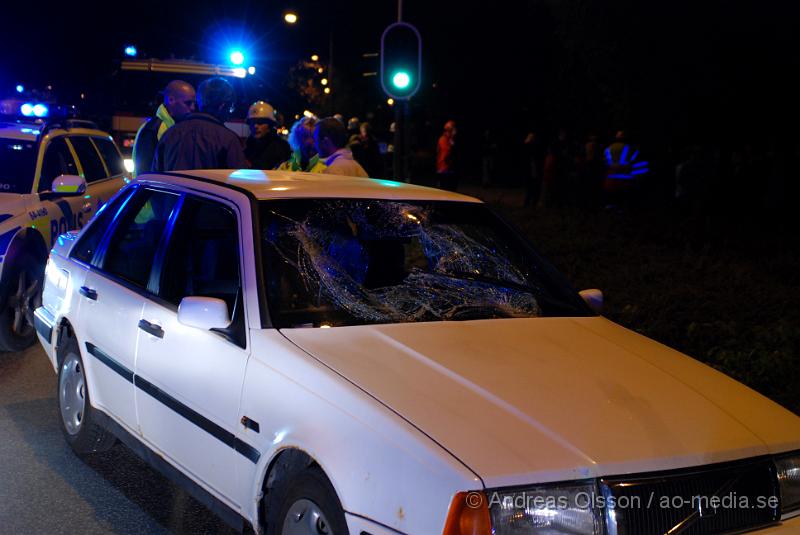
[132, 80, 195, 176]
[278, 116, 327, 173]
[603, 130, 649, 206]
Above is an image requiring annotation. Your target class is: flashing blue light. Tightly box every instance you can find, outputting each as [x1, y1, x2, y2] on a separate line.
[631, 168, 649, 176]
[392, 71, 411, 89]
[33, 104, 49, 117]
[124, 45, 138, 57]
[230, 50, 245, 65]
[16, 84, 24, 93]
[632, 161, 648, 169]
[20, 103, 34, 116]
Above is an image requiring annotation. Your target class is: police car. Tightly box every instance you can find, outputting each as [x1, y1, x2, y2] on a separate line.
[0, 119, 127, 351]
[34, 170, 800, 535]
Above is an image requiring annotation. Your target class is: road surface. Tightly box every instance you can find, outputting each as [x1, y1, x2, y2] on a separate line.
[0, 344, 238, 534]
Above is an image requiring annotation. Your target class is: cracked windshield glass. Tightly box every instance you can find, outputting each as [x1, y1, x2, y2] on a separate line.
[261, 199, 591, 327]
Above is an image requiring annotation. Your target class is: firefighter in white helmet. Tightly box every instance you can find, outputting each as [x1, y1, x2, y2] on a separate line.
[244, 100, 291, 169]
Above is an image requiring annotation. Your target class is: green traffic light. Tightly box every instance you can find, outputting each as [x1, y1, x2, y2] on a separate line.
[392, 71, 411, 89]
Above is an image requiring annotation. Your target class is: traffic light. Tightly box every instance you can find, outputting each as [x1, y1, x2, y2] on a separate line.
[380, 22, 422, 100]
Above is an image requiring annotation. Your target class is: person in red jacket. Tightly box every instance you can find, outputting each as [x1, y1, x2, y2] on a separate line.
[436, 120, 458, 191]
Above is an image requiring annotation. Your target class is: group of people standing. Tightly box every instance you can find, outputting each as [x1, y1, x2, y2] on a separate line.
[521, 129, 646, 209]
[132, 77, 369, 179]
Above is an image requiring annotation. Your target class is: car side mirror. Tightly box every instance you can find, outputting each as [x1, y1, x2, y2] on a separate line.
[178, 297, 231, 330]
[579, 289, 604, 313]
[52, 174, 87, 196]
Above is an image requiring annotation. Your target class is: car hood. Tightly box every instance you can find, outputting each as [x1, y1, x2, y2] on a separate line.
[281, 317, 800, 487]
[0, 195, 27, 215]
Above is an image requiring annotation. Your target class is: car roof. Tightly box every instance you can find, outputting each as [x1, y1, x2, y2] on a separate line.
[0, 121, 114, 142]
[148, 169, 483, 203]
[0, 121, 41, 141]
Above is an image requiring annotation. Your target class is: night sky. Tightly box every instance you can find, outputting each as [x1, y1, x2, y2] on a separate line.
[2, 1, 799, 155]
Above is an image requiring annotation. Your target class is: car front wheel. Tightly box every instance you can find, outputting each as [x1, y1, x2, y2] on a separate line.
[265, 467, 349, 535]
[0, 254, 44, 352]
[57, 337, 116, 455]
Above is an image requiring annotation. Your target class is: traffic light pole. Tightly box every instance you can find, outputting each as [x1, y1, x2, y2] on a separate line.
[392, 99, 410, 182]
[381, 3, 420, 183]
[402, 100, 410, 181]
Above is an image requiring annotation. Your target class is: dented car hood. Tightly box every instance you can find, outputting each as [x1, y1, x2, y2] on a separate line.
[281, 316, 800, 488]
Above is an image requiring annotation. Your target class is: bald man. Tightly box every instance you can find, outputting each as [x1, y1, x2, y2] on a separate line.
[132, 80, 196, 176]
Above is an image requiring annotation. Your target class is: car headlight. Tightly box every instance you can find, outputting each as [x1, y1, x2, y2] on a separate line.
[776, 453, 800, 516]
[488, 481, 601, 535]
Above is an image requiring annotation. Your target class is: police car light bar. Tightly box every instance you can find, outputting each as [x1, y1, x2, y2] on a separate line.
[19, 102, 49, 117]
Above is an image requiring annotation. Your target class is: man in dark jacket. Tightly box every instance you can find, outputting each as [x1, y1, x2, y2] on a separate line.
[153, 77, 248, 172]
[132, 80, 195, 176]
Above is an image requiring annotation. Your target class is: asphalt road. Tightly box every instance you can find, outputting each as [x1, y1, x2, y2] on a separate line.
[0, 344, 238, 535]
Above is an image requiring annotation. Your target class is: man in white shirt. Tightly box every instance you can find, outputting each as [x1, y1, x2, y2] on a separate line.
[314, 117, 369, 177]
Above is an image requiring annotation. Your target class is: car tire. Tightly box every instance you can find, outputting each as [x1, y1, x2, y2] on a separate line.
[0, 253, 44, 352]
[265, 466, 349, 535]
[57, 337, 116, 455]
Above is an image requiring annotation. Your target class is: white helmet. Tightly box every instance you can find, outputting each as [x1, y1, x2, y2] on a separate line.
[247, 101, 277, 124]
[347, 116, 360, 130]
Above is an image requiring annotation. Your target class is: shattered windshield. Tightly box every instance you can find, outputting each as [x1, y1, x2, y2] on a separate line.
[260, 199, 591, 328]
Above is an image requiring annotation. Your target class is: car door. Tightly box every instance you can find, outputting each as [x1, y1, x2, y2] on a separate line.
[87, 135, 128, 210]
[32, 136, 85, 248]
[134, 193, 251, 505]
[76, 187, 179, 431]
[67, 135, 125, 227]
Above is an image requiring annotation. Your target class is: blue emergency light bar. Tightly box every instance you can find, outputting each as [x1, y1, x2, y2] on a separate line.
[19, 102, 49, 117]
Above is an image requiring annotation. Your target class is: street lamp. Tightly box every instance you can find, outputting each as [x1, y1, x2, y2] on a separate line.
[311, 54, 319, 61]
[284, 12, 298, 24]
[324, 87, 331, 94]
[321, 78, 328, 86]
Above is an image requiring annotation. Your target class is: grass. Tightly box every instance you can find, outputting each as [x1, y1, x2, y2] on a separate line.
[463, 186, 800, 415]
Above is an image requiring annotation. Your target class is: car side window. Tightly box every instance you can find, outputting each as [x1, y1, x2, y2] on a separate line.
[71, 188, 136, 265]
[100, 189, 179, 288]
[158, 197, 245, 347]
[39, 137, 78, 192]
[92, 137, 125, 176]
[68, 136, 107, 183]
[158, 197, 240, 310]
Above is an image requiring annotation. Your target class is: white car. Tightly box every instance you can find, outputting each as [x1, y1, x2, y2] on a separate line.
[0, 119, 127, 351]
[36, 169, 800, 535]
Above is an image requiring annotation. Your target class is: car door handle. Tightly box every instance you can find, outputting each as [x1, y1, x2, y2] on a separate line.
[79, 286, 97, 300]
[138, 319, 164, 339]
